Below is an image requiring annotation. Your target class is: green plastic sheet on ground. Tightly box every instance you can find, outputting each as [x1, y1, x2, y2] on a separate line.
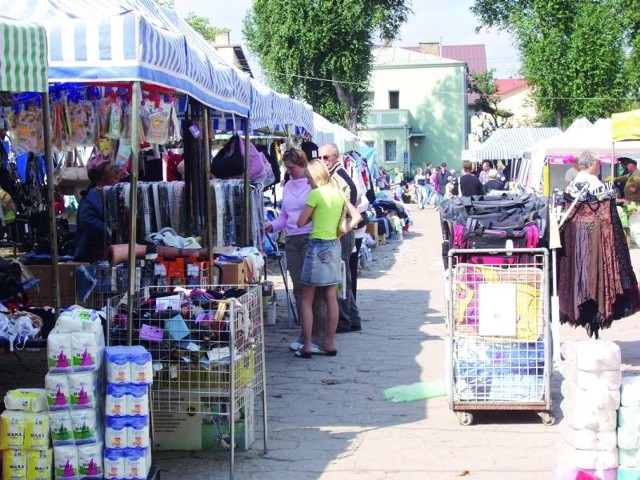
[383, 380, 447, 403]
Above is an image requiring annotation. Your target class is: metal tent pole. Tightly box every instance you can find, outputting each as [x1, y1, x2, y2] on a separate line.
[42, 92, 61, 314]
[126, 82, 141, 346]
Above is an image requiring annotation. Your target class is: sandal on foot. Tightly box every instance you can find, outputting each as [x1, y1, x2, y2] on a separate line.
[318, 349, 337, 356]
[294, 350, 312, 359]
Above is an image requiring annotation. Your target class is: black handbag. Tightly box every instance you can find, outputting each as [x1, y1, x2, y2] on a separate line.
[211, 135, 244, 178]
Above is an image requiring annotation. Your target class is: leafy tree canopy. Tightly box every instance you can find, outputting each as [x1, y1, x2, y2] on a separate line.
[470, 0, 640, 128]
[243, 0, 411, 132]
[184, 12, 230, 43]
[469, 70, 514, 140]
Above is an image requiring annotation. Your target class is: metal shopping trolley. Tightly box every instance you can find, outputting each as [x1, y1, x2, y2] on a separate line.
[445, 247, 554, 426]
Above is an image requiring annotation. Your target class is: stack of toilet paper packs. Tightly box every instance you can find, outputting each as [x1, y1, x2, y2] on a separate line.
[1, 388, 51, 479]
[617, 375, 640, 479]
[556, 340, 621, 480]
[45, 307, 105, 480]
[103, 345, 153, 480]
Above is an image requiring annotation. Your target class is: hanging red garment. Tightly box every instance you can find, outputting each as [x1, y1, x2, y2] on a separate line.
[164, 150, 183, 181]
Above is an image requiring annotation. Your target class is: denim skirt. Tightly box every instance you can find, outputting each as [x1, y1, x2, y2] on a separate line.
[300, 238, 342, 287]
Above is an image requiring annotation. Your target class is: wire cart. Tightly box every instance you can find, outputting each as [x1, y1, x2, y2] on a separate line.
[106, 283, 267, 480]
[445, 247, 554, 426]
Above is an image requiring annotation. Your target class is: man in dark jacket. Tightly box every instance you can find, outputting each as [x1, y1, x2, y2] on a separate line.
[459, 160, 484, 197]
[319, 143, 363, 333]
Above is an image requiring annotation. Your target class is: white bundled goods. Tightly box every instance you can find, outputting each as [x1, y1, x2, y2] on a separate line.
[68, 371, 99, 409]
[128, 346, 153, 385]
[557, 439, 619, 470]
[4, 388, 47, 413]
[45, 373, 70, 410]
[54, 307, 103, 334]
[53, 445, 78, 479]
[561, 340, 622, 391]
[47, 333, 73, 373]
[621, 375, 640, 407]
[618, 447, 640, 468]
[562, 340, 621, 371]
[77, 442, 103, 478]
[127, 384, 149, 416]
[70, 330, 104, 372]
[48, 411, 74, 446]
[560, 400, 617, 432]
[70, 409, 101, 445]
[105, 346, 131, 384]
[561, 422, 618, 451]
[561, 380, 621, 412]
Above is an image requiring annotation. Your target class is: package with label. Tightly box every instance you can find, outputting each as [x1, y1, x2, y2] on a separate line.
[54, 307, 104, 334]
[3, 388, 47, 413]
[45, 373, 71, 410]
[49, 411, 74, 446]
[53, 445, 78, 479]
[70, 409, 101, 445]
[47, 333, 73, 374]
[78, 442, 103, 479]
[68, 372, 99, 409]
[71, 331, 104, 372]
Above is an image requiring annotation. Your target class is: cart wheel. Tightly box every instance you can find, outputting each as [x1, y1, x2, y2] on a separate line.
[456, 412, 473, 426]
[538, 411, 555, 426]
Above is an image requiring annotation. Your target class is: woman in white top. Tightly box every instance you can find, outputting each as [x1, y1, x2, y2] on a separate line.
[569, 150, 604, 194]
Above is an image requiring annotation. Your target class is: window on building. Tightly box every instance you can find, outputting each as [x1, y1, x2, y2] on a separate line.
[384, 140, 397, 162]
[389, 90, 399, 109]
[364, 141, 374, 149]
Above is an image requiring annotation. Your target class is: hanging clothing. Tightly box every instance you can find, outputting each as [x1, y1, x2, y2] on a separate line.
[558, 198, 640, 337]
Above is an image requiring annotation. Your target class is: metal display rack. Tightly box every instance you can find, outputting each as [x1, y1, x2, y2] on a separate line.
[78, 258, 210, 310]
[445, 248, 554, 426]
[106, 283, 267, 480]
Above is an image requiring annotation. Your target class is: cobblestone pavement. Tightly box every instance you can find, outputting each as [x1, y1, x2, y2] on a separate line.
[3, 205, 640, 479]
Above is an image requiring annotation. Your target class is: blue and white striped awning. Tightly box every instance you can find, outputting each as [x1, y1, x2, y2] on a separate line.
[474, 127, 562, 161]
[0, 0, 250, 115]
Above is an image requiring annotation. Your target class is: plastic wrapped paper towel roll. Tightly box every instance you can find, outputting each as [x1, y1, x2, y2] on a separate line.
[621, 376, 640, 407]
[557, 439, 618, 470]
[561, 380, 620, 411]
[560, 422, 617, 451]
[560, 400, 617, 432]
[561, 340, 621, 371]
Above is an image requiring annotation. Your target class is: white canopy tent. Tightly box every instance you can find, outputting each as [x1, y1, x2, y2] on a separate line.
[523, 119, 640, 192]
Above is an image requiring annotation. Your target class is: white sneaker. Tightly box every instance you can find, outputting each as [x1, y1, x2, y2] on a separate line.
[288, 341, 321, 354]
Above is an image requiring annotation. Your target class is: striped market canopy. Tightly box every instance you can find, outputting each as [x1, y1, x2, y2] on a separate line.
[0, 16, 48, 93]
[0, 0, 250, 115]
[474, 127, 562, 161]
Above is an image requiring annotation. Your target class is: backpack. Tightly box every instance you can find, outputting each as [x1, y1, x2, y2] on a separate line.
[0, 257, 26, 303]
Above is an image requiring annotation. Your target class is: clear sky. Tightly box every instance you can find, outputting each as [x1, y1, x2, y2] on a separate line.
[173, 0, 522, 78]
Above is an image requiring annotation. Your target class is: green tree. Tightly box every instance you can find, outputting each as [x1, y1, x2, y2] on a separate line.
[184, 12, 229, 43]
[471, 0, 638, 128]
[469, 70, 514, 140]
[243, 0, 411, 132]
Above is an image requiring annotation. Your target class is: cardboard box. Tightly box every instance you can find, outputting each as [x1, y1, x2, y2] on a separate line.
[216, 261, 246, 286]
[25, 262, 87, 307]
[153, 394, 255, 452]
[365, 222, 379, 243]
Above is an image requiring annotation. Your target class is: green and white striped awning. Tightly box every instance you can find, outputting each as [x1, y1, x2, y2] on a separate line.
[0, 16, 47, 93]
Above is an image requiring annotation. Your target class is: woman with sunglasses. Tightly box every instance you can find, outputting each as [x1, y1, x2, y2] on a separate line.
[265, 146, 327, 354]
[295, 159, 361, 358]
